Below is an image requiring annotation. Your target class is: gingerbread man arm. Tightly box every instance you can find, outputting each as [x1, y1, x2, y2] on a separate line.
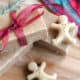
[41, 72, 57, 80]
[50, 23, 64, 44]
[27, 73, 38, 80]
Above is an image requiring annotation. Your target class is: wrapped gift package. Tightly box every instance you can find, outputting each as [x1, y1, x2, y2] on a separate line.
[0, 11, 48, 75]
[0, 10, 49, 53]
[0, 0, 49, 75]
[0, 2, 49, 53]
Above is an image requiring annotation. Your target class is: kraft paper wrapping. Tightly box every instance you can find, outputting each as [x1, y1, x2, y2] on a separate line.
[0, 1, 49, 53]
[0, 1, 49, 75]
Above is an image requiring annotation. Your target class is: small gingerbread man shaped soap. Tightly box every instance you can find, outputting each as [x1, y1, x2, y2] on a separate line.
[50, 15, 78, 50]
[27, 62, 57, 80]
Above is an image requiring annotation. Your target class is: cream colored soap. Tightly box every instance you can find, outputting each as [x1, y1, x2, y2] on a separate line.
[43, 9, 78, 55]
[49, 15, 78, 52]
[27, 62, 57, 80]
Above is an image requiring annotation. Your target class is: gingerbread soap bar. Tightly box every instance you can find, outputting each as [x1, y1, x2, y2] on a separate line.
[43, 10, 78, 55]
[49, 15, 78, 53]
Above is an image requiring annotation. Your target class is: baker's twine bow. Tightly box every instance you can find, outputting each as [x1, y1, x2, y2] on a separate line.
[0, 4, 44, 51]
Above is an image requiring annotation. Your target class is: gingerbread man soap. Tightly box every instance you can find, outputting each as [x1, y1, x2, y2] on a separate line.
[27, 62, 57, 80]
[49, 15, 78, 52]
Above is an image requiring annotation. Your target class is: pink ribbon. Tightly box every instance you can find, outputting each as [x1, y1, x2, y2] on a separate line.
[0, 4, 44, 51]
[70, 0, 80, 16]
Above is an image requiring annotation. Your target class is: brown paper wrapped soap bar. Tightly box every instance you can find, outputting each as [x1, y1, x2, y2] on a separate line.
[0, 2, 49, 75]
[0, 3, 49, 53]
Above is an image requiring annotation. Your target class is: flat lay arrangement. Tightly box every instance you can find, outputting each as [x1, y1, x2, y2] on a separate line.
[0, 0, 80, 80]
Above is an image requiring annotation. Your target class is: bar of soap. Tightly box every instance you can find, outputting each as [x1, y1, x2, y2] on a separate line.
[49, 15, 78, 53]
[0, 1, 49, 53]
[0, 1, 49, 75]
[43, 10, 78, 55]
